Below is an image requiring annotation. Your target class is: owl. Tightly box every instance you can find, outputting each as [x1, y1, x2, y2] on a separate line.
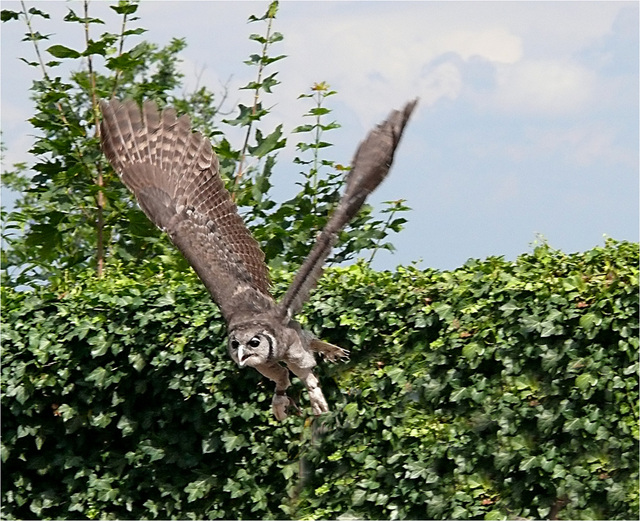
[99, 97, 416, 420]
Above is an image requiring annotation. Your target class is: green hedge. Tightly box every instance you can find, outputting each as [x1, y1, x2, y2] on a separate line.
[2, 240, 638, 520]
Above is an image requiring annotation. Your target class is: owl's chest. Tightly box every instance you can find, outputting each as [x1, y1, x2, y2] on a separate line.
[277, 326, 316, 369]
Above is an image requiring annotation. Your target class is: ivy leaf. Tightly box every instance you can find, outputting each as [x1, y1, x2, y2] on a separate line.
[221, 432, 247, 452]
[519, 456, 538, 471]
[86, 367, 109, 387]
[575, 373, 597, 390]
[500, 300, 520, 317]
[184, 478, 213, 502]
[579, 312, 601, 330]
[351, 488, 367, 506]
[88, 333, 109, 357]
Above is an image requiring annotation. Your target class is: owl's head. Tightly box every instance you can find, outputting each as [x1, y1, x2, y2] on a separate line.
[228, 324, 277, 368]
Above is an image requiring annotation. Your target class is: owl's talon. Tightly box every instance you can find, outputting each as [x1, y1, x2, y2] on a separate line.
[309, 339, 350, 363]
[309, 388, 329, 416]
[272, 393, 290, 421]
[286, 395, 302, 416]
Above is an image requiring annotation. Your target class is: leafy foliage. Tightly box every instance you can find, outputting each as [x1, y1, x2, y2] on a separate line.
[1, 0, 409, 289]
[2, 240, 638, 520]
[1, 1, 204, 285]
[247, 81, 408, 269]
[2, 3, 636, 520]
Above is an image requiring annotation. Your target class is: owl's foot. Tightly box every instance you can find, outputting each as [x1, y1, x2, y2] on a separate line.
[309, 339, 350, 363]
[272, 393, 290, 421]
[273, 387, 328, 418]
[309, 386, 329, 416]
[286, 363, 331, 416]
[272, 391, 302, 420]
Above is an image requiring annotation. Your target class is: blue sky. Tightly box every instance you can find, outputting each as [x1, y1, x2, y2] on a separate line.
[1, 1, 638, 271]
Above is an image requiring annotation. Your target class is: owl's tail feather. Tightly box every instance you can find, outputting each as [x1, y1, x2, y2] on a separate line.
[310, 339, 350, 363]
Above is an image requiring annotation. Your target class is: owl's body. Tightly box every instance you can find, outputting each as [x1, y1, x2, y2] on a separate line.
[227, 316, 330, 419]
[100, 97, 416, 420]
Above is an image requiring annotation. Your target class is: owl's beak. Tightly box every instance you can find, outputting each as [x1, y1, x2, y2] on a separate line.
[237, 345, 246, 367]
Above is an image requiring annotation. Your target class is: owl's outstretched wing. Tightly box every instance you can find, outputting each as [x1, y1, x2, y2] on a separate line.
[100, 99, 274, 323]
[278, 99, 418, 319]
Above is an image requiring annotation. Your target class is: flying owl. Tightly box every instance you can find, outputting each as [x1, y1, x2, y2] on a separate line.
[99, 97, 416, 420]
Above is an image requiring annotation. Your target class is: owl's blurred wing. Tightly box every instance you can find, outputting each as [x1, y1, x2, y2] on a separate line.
[278, 99, 418, 319]
[100, 99, 274, 323]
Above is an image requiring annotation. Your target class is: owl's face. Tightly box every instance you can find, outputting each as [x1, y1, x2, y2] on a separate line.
[228, 326, 277, 368]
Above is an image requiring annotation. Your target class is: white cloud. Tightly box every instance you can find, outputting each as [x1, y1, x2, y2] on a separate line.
[417, 62, 463, 106]
[272, 1, 626, 129]
[1, 133, 33, 170]
[502, 124, 636, 169]
[1, 0, 636, 270]
[491, 60, 597, 116]
[277, 7, 528, 128]
[439, 29, 522, 64]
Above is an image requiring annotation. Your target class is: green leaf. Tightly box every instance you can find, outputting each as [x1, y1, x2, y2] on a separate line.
[46, 44, 81, 58]
[129, 352, 146, 372]
[343, 402, 359, 420]
[1, 9, 20, 21]
[22, 30, 49, 42]
[575, 373, 597, 390]
[185, 478, 213, 502]
[28, 7, 50, 18]
[519, 456, 538, 471]
[110, 3, 138, 15]
[63, 9, 104, 24]
[462, 342, 482, 359]
[292, 124, 315, 133]
[86, 367, 109, 387]
[309, 107, 331, 116]
[89, 334, 109, 357]
[352, 488, 367, 506]
[116, 415, 137, 436]
[450, 388, 467, 402]
[154, 294, 175, 307]
[221, 432, 247, 451]
[249, 125, 286, 158]
[14, 385, 29, 405]
[579, 312, 601, 330]
[499, 301, 519, 316]
[520, 314, 543, 333]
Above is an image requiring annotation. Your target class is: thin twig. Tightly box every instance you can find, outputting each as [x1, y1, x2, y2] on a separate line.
[84, 0, 105, 277]
[367, 201, 404, 265]
[311, 88, 321, 208]
[109, 4, 131, 98]
[20, 0, 70, 127]
[20, 2, 91, 202]
[232, 12, 275, 196]
[21, 1, 110, 275]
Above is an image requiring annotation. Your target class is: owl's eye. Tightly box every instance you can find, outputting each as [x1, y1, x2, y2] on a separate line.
[230, 339, 240, 350]
[248, 336, 261, 348]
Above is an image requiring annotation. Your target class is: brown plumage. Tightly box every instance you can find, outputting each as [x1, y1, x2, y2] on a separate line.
[100, 99, 273, 324]
[99, 97, 417, 420]
[278, 99, 418, 318]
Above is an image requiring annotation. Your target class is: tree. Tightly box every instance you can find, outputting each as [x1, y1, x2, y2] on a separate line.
[1, 0, 408, 289]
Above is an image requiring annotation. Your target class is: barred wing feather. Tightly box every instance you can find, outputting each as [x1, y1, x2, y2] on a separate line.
[99, 99, 274, 323]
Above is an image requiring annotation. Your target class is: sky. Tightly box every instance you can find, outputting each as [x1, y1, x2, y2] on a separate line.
[1, 0, 638, 272]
